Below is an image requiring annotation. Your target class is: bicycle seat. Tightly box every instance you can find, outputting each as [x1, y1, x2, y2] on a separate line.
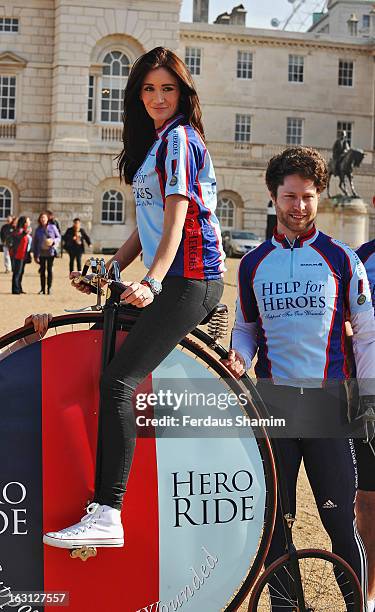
[200, 303, 228, 326]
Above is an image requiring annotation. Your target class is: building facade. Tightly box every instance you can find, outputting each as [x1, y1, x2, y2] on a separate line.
[0, 0, 374, 249]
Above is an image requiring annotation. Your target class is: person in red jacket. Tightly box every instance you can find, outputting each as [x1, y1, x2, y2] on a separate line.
[11, 216, 31, 294]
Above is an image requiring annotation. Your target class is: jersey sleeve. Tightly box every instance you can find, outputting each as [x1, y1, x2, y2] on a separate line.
[346, 248, 373, 316]
[231, 255, 260, 369]
[164, 127, 202, 200]
[345, 248, 375, 395]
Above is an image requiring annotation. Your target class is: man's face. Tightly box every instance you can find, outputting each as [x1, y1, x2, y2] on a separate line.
[272, 174, 319, 237]
[73, 221, 80, 231]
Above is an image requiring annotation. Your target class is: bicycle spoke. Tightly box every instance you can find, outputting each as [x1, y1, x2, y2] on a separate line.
[252, 552, 361, 611]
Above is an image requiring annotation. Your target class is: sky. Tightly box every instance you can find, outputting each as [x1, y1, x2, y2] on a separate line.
[180, 0, 329, 31]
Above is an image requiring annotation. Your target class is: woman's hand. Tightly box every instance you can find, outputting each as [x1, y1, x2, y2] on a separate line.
[34, 256, 40, 264]
[69, 271, 92, 295]
[220, 349, 246, 379]
[120, 281, 154, 308]
[24, 313, 53, 344]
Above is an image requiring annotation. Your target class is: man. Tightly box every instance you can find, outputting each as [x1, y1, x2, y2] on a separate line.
[0, 215, 13, 273]
[354, 207, 375, 612]
[332, 130, 350, 176]
[223, 146, 375, 607]
[62, 217, 91, 273]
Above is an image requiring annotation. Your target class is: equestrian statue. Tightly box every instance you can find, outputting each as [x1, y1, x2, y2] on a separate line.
[327, 131, 365, 198]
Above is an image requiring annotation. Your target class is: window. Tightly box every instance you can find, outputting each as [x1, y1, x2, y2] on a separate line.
[217, 197, 235, 229]
[101, 51, 130, 123]
[237, 51, 253, 79]
[0, 18, 18, 32]
[0, 75, 16, 121]
[362, 14, 370, 29]
[185, 48, 201, 76]
[0, 187, 12, 220]
[235, 114, 251, 143]
[337, 121, 353, 146]
[288, 55, 304, 83]
[347, 18, 358, 36]
[338, 60, 353, 87]
[101, 190, 124, 224]
[286, 118, 303, 145]
[87, 75, 94, 122]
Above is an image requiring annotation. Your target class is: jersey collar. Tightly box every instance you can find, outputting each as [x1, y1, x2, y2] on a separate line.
[156, 113, 185, 139]
[272, 224, 318, 249]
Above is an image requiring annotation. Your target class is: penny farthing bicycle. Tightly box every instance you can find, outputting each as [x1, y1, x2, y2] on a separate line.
[0, 259, 362, 612]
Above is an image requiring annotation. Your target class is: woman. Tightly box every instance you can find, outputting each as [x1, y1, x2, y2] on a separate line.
[10, 216, 31, 294]
[62, 217, 91, 273]
[33, 211, 61, 295]
[43, 47, 225, 548]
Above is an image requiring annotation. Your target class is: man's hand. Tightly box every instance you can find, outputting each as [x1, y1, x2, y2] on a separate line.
[221, 349, 246, 379]
[349, 395, 375, 443]
[120, 281, 154, 309]
[24, 313, 53, 344]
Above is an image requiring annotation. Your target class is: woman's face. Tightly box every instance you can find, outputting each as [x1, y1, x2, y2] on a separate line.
[40, 214, 48, 226]
[140, 67, 180, 129]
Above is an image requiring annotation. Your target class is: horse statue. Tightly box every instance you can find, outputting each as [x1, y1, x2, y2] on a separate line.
[327, 148, 365, 198]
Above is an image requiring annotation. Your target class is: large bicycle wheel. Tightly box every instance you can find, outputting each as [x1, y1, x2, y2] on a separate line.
[248, 548, 363, 611]
[0, 312, 277, 612]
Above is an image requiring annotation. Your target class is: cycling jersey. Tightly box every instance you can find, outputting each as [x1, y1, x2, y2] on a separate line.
[357, 239, 375, 310]
[355, 239, 375, 492]
[132, 113, 225, 280]
[233, 226, 375, 388]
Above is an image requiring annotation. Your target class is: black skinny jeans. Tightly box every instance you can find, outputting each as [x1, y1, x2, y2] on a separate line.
[93, 276, 224, 510]
[39, 256, 54, 292]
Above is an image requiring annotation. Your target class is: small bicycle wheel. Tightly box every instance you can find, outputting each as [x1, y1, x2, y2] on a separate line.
[248, 548, 362, 611]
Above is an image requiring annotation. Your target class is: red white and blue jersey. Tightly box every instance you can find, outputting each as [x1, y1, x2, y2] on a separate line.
[132, 113, 225, 280]
[234, 226, 373, 386]
[357, 239, 375, 311]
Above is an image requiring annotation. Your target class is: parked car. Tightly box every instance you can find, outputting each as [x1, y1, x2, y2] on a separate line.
[222, 230, 262, 257]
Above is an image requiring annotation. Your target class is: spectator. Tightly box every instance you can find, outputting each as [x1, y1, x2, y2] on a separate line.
[6, 216, 18, 271]
[0, 215, 13, 273]
[62, 218, 91, 273]
[11, 216, 31, 294]
[46, 210, 62, 256]
[33, 211, 61, 295]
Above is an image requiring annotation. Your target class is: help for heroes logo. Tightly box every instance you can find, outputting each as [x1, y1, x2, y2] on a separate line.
[260, 279, 327, 315]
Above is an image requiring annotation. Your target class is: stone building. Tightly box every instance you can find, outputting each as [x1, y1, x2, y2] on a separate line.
[0, 0, 374, 250]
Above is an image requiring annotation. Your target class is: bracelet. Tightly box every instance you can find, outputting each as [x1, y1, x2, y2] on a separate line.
[141, 275, 162, 296]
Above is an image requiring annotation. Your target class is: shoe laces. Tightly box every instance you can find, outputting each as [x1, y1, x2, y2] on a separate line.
[62, 503, 103, 536]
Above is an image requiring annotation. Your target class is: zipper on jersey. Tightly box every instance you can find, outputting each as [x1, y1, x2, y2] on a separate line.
[286, 237, 296, 277]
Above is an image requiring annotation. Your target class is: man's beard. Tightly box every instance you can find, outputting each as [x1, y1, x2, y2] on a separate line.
[277, 209, 316, 235]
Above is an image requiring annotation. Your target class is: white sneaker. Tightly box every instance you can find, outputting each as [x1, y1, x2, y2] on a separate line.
[43, 502, 124, 549]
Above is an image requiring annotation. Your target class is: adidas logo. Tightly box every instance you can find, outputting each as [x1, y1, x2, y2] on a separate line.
[322, 499, 337, 509]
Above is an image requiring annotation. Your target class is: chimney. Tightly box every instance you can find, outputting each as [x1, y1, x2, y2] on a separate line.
[193, 0, 209, 23]
[231, 4, 247, 26]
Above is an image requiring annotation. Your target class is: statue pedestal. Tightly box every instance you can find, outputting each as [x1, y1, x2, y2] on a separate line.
[317, 197, 369, 249]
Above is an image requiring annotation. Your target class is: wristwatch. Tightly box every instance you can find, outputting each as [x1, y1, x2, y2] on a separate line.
[141, 275, 163, 296]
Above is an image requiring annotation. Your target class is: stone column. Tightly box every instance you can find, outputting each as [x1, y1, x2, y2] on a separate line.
[317, 197, 369, 249]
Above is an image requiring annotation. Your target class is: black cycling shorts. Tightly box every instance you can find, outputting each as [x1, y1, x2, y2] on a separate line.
[354, 438, 375, 491]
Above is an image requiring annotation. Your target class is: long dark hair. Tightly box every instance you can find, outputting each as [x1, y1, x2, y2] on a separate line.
[16, 216, 27, 230]
[117, 47, 205, 184]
